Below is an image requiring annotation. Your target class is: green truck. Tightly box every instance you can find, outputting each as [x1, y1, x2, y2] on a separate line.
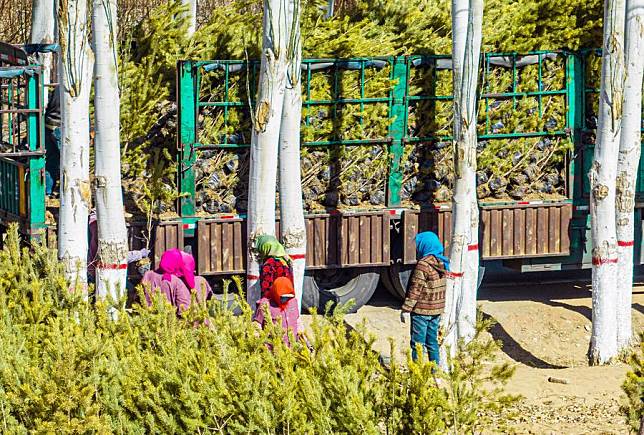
[2, 43, 642, 311]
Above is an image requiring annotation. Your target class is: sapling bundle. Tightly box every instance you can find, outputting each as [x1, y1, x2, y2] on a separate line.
[193, 61, 393, 212]
[403, 53, 571, 205]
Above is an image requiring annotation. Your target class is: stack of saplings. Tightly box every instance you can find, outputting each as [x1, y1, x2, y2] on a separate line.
[118, 0, 604, 216]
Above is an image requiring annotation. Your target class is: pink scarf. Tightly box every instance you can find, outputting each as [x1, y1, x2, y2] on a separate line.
[158, 249, 195, 289]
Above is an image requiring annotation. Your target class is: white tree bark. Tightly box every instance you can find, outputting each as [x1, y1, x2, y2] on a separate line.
[246, 0, 288, 308]
[615, 0, 644, 352]
[30, 0, 56, 108]
[279, 0, 306, 312]
[443, 0, 483, 358]
[182, 0, 197, 37]
[93, 0, 129, 317]
[589, 0, 626, 365]
[58, 0, 93, 291]
[455, 0, 483, 344]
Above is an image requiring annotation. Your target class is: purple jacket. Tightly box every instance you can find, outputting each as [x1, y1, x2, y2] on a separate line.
[253, 297, 302, 346]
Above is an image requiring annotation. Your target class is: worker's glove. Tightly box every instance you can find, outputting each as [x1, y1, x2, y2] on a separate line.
[400, 311, 410, 324]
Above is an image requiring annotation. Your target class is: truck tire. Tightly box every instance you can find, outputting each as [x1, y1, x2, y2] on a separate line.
[302, 269, 380, 314]
[380, 265, 412, 300]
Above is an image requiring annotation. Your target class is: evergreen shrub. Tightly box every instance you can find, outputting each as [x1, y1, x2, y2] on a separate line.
[0, 224, 516, 433]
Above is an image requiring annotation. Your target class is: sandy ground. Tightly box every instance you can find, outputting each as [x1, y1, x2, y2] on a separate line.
[337, 279, 644, 434]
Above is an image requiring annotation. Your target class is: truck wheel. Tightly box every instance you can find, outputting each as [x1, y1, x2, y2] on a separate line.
[302, 269, 380, 314]
[380, 265, 413, 300]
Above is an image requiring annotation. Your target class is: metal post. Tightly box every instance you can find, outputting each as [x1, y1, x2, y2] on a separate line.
[386, 56, 407, 207]
[177, 60, 197, 225]
[565, 52, 583, 203]
[27, 70, 45, 237]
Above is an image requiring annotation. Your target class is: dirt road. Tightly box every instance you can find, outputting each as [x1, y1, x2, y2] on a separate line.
[341, 279, 644, 434]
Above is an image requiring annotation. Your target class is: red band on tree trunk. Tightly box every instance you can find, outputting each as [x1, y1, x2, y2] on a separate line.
[591, 257, 618, 266]
[617, 240, 634, 247]
[247, 274, 260, 280]
[446, 271, 464, 278]
[290, 254, 306, 259]
[96, 263, 127, 270]
[468, 243, 479, 251]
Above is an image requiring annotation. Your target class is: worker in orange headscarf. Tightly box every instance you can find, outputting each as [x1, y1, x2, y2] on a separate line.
[253, 276, 304, 347]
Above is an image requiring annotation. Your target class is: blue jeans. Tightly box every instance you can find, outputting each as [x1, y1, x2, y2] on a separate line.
[410, 313, 440, 364]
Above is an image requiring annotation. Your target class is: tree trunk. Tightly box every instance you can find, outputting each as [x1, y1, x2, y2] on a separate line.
[589, 0, 626, 365]
[456, 0, 483, 344]
[182, 0, 196, 37]
[615, 0, 644, 352]
[30, 0, 56, 108]
[246, 0, 288, 308]
[58, 0, 93, 291]
[279, 0, 306, 312]
[93, 0, 129, 317]
[443, 0, 483, 356]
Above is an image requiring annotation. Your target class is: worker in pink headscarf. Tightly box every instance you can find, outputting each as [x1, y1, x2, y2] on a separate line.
[141, 248, 212, 316]
[141, 248, 192, 314]
[180, 251, 212, 304]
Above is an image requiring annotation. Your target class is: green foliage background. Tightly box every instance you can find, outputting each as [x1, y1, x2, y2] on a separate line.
[118, 0, 603, 215]
[0, 224, 515, 433]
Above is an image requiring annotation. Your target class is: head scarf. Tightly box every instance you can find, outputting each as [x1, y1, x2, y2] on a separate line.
[179, 251, 197, 289]
[270, 276, 295, 310]
[256, 235, 290, 262]
[416, 231, 450, 271]
[158, 248, 196, 289]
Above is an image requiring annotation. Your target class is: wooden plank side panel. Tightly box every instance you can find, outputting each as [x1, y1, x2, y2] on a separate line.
[359, 215, 369, 264]
[537, 207, 548, 254]
[560, 204, 572, 254]
[513, 208, 525, 256]
[340, 215, 349, 266]
[490, 209, 502, 257]
[403, 211, 419, 264]
[502, 209, 514, 256]
[442, 210, 452, 252]
[381, 213, 390, 263]
[221, 222, 233, 271]
[305, 218, 315, 266]
[328, 215, 339, 267]
[154, 226, 165, 267]
[549, 206, 561, 253]
[211, 222, 222, 272]
[313, 217, 326, 267]
[197, 221, 210, 274]
[233, 221, 244, 271]
[525, 208, 537, 255]
[371, 214, 382, 264]
[348, 216, 360, 265]
[481, 209, 491, 257]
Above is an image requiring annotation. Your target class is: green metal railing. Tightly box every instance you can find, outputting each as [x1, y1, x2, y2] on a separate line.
[0, 42, 45, 236]
[580, 48, 644, 198]
[177, 51, 608, 220]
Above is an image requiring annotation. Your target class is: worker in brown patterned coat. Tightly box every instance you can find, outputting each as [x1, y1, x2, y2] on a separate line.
[400, 231, 450, 363]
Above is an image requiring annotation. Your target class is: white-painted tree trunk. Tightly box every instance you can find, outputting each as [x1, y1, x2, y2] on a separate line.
[182, 0, 197, 37]
[455, 0, 483, 344]
[615, 0, 644, 353]
[246, 0, 288, 308]
[442, 0, 483, 359]
[589, 0, 626, 365]
[30, 0, 56, 108]
[93, 0, 129, 317]
[279, 0, 306, 312]
[58, 0, 93, 291]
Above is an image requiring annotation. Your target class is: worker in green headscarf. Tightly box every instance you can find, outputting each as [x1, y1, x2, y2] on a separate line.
[256, 235, 293, 298]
